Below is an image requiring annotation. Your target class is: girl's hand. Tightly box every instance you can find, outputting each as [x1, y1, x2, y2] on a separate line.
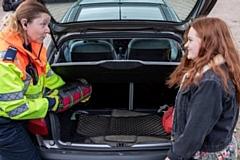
[165, 157, 170, 160]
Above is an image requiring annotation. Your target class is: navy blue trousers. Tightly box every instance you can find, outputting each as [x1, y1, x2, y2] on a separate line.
[0, 117, 41, 160]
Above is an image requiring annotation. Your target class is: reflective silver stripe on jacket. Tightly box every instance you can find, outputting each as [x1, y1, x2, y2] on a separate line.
[46, 68, 54, 78]
[6, 103, 29, 117]
[25, 92, 41, 99]
[23, 74, 40, 98]
[0, 91, 23, 101]
[22, 74, 31, 94]
[0, 51, 7, 59]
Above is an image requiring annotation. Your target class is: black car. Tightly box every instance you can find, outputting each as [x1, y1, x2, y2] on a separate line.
[32, 0, 217, 159]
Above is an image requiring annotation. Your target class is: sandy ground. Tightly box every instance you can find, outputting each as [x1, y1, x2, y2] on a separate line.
[1, 0, 240, 157]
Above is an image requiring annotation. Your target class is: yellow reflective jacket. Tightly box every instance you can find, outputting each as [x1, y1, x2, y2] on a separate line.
[0, 30, 65, 120]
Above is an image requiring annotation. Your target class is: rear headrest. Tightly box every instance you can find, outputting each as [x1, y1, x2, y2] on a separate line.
[68, 40, 117, 62]
[126, 39, 172, 61]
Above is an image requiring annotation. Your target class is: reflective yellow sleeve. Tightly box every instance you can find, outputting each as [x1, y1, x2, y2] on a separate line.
[45, 63, 65, 90]
[0, 62, 48, 120]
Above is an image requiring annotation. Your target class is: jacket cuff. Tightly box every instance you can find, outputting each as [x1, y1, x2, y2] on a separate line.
[167, 148, 183, 160]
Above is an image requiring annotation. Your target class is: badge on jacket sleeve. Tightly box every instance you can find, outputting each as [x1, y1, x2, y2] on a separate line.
[3, 46, 17, 62]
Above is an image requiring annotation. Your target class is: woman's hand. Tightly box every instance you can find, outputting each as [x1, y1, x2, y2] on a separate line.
[165, 157, 170, 160]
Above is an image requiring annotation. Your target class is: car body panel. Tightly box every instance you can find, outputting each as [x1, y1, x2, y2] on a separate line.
[37, 147, 170, 160]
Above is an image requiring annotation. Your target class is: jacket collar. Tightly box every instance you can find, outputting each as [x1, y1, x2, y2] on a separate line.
[196, 54, 225, 77]
[182, 54, 225, 85]
[0, 30, 46, 66]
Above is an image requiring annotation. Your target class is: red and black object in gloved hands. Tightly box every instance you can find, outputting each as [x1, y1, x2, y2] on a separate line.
[46, 78, 92, 113]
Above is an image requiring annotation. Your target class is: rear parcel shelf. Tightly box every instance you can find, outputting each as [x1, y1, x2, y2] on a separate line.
[50, 61, 179, 83]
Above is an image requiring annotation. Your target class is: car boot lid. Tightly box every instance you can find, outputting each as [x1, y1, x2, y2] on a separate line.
[37, 0, 217, 34]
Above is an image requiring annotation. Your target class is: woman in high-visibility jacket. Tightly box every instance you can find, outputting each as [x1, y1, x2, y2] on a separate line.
[0, 1, 65, 159]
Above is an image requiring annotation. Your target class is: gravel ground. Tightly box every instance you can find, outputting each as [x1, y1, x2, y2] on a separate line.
[1, 0, 240, 158]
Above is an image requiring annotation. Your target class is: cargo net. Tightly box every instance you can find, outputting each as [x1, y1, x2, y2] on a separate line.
[76, 112, 170, 139]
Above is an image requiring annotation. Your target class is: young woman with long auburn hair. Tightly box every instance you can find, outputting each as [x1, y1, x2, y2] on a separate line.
[165, 16, 240, 160]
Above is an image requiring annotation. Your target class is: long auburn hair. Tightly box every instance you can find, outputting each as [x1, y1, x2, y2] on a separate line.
[166, 16, 240, 105]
